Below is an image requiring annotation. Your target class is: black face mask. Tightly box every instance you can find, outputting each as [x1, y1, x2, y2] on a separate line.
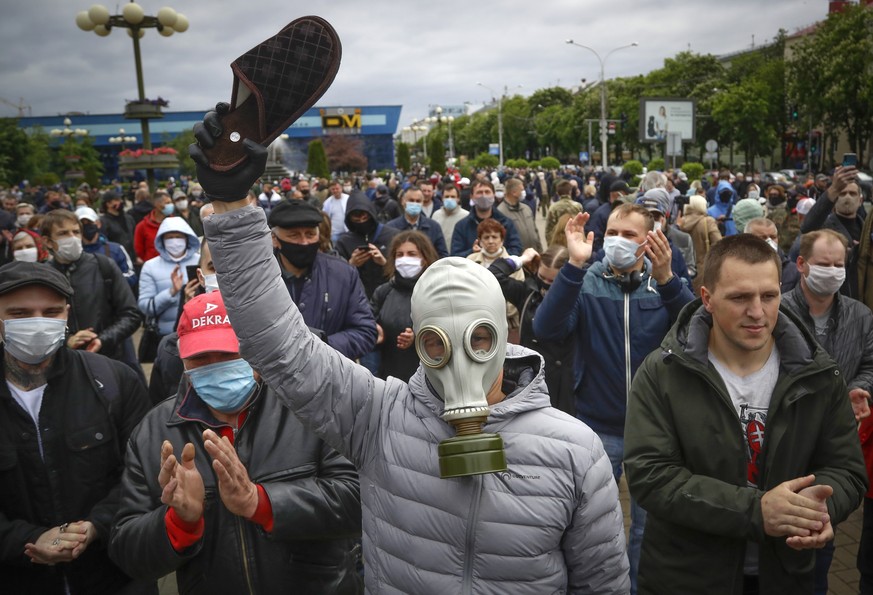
[276, 237, 319, 269]
[82, 222, 99, 241]
[300, 189, 310, 196]
[347, 216, 377, 237]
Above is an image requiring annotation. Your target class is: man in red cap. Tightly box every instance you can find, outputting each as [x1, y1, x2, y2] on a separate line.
[110, 290, 362, 593]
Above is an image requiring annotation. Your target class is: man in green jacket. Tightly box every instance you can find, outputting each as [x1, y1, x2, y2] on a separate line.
[625, 233, 866, 594]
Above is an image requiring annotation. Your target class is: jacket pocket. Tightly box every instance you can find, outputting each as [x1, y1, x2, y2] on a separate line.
[65, 421, 116, 485]
[254, 462, 316, 484]
[637, 295, 663, 310]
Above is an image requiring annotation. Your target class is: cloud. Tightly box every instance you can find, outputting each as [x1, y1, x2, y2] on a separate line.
[2, 0, 826, 125]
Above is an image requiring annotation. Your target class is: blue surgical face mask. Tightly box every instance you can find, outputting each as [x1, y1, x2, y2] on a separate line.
[405, 202, 423, 217]
[604, 236, 645, 270]
[161, 203, 175, 216]
[443, 198, 458, 212]
[186, 358, 257, 413]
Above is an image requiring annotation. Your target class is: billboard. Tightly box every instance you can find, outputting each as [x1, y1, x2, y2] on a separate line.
[639, 98, 696, 143]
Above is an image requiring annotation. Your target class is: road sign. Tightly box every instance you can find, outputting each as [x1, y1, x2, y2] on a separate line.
[579, 151, 589, 163]
[704, 151, 718, 162]
[488, 143, 499, 156]
[608, 121, 616, 135]
[705, 139, 718, 152]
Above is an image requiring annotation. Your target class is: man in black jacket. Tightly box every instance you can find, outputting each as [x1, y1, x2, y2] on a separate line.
[42, 209, 143, 376]
[110, 291, 362, 594]
[0, 261, 151, 594]
[335, 190, 398, 299]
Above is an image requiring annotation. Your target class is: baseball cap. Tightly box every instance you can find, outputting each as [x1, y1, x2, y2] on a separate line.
[638, 188, 671, 215]
[75, 206, 100, 222]
[610, 180, 631, 194]
[177, 291, 239, 359]
[172, 190, 187, 201]
[268, 199, 323, 228]
[0, 261, 74, 299]
[796, 198, 816, 215]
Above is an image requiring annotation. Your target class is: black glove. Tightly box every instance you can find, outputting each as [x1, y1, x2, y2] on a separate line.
[188, 102, 268, 202]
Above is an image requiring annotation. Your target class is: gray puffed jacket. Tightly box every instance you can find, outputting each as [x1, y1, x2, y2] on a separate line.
[204, 205, 630, 594]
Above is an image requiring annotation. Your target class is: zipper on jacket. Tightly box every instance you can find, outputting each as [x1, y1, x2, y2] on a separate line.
[236, 515, 256, 595]
[624, 292, 631, 402]
[461, 476, 484, 595]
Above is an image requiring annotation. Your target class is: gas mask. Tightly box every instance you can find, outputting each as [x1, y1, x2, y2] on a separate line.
[411, 257, 508, 478]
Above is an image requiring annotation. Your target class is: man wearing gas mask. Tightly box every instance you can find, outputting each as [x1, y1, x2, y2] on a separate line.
[534, 205, 695, 594]
[189, 108, 629, 594]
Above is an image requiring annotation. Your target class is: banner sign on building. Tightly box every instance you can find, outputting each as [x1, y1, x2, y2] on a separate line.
[321, 107, 362, 135]
[638, 98, 696, 143]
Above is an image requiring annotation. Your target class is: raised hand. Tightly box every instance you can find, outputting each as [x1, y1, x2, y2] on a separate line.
[189, 103, 268, 203]
[565, 212, 593, 268]
[203, 429, 258, 518]
[645, 228, 674, 285]
[159, 441, 205, 523]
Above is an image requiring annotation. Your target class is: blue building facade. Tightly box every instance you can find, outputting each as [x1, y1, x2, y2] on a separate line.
[18, 105, 402, 181]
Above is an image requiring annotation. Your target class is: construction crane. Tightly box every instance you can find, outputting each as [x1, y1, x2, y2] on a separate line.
[0, 97, 32, 117]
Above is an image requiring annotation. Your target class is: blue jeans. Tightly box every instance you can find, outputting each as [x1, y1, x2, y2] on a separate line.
[599, 432, 645, 595]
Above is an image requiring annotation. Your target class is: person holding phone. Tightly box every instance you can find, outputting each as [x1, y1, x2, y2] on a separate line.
[800, 163, 864, 298]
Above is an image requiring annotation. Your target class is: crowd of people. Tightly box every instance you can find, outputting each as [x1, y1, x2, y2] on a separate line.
[0, 132, 872, 594]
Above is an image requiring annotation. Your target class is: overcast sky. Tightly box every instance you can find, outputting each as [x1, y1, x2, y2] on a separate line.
[2, 0, 827, 127]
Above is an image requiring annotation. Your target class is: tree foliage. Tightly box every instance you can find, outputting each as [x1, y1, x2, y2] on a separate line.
[165, 129, 197, 177]
[396, 142, 411, 172]
[323, 135, 368, 173]
[787, 5, 873, 166]
[428, 135, 446, 173]
[307, 138, 330, 177]
[57, 136, 104, 187]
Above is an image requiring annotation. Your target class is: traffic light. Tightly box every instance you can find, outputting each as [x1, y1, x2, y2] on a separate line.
[791, 104, 799, 121]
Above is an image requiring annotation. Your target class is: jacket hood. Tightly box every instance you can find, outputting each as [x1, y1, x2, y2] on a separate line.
[407, 343, 551, 422]
[344, 190, 376, 227]
[154, 216, 200, 260]
[715, 180, 735, 203]
[664, 298, 833, 375]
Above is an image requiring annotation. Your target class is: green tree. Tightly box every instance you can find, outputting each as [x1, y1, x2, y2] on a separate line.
[307, 139, 330, 177]
[623, 160, 644, 177]
[57, 136, 104, 187]
[648, 158, 665, 171]
[396, 142, 411, 172]
[787, 5, 873, 166]
[540, 156, 561, 170]
[681, 162, 705, 181]
[473, 152, 498, 169]
[428, 135, 446, 173]
[0, 118, 32, 184]
[165, 130, 197, 177]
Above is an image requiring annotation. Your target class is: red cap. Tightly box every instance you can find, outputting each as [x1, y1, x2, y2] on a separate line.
[177, 292, 239, 359]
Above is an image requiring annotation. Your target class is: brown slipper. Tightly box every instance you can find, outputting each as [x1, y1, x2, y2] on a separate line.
[202, 15, 341, 171]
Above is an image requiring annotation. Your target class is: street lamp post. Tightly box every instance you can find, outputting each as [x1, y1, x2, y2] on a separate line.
[109, 128, 137, 151]
[76, 2, 188, 189]
[565, 40, 638, 170]
[477, 83, 522, 168]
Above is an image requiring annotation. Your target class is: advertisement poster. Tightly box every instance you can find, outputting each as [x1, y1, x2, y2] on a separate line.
[639, 98, 696, 143]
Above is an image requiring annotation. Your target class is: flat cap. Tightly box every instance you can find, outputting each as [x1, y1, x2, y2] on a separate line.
[267, 199, 323, 228]
[0, 261, 73, 299]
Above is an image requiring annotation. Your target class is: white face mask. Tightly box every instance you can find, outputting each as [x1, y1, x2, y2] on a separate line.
[765, 238, 779, 252]
[54, 236, 83, 262]
[175, 200, 188, 211]
[343, 185, 353, 193]
[13, 247, 38, 262]
[519, 190, 527, 201]
[495, 191, 505, 200]
[16, 214, 32, 228]
[395, 256, 423, 279]
[2, 317, 67, 364]
[805, 264, 846, 297]
[164, 237, 188, 258]
[747, 190, 759, 200]
[203, 273, 219, 293]
[653, 221, 663, 232]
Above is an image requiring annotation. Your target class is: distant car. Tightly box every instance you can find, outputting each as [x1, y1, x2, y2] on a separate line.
[780, 169, 807, 181]
[762, 172, 791, 189]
